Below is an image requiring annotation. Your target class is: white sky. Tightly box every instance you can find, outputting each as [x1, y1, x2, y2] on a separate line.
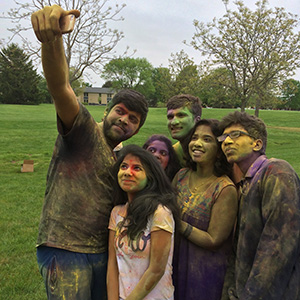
[1, 0, 300, 86]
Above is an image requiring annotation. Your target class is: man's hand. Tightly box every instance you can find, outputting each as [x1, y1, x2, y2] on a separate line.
[31, 4, 80, 43]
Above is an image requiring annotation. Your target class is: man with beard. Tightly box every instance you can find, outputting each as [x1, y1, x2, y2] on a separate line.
[31, 5, 148, 300]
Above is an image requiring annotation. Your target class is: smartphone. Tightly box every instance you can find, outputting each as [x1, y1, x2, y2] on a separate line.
[60, 15, 76, 34]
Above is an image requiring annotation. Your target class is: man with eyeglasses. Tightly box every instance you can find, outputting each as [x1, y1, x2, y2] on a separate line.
[218, 111, 300, 300]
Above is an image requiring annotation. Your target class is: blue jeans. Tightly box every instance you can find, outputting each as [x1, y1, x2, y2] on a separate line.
[37, 246, 108, 300]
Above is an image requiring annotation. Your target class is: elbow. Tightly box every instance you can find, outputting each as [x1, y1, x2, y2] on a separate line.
[207, 242, 223, 251]
[151, 267, 165, 281]
[145, 267, 165, 290]
[205, 237, 226, 251]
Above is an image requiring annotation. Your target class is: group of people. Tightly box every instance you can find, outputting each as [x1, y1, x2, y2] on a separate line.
[31, 5, 300, 300]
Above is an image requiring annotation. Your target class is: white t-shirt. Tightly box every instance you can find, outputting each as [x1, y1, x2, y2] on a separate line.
[109, 203, 175, 300]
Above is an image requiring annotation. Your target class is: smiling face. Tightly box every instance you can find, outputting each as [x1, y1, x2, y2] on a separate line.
[118, 154, 148, 201]
[146, 140, 169, 170]
[103, 103, 141, 148]
[188, 124, 218, 166]
[167, 106, 195, 142]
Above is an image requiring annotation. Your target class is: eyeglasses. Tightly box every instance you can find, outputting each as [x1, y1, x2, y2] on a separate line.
[217, 130, 254, 142]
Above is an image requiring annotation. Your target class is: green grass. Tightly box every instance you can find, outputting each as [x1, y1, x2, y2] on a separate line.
[0, 104, 299, 299]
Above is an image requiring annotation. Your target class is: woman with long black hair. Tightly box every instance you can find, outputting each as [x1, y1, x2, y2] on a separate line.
[107, 144, 180, 300]
[172, 119, 238, 300]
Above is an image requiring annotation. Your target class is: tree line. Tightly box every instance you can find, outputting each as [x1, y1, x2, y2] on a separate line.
[1, 44, 300, 112]
[1, 0, 300, 114]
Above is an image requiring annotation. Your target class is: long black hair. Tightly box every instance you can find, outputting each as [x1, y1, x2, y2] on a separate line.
[142, 134, 180, 181]
[111, 144, 180, 240]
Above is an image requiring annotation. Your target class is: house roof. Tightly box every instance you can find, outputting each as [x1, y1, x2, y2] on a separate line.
[84, 87, 115, 94]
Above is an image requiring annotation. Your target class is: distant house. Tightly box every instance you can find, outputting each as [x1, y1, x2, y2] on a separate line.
[77, 87, 116, 105]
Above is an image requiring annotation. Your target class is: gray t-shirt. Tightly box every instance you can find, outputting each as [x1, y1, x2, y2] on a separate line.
[37, 103, 116, 253]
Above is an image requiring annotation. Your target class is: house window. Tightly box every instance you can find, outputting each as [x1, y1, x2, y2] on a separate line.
[107, 94, 113, 103]
[83, 92, 88, 103]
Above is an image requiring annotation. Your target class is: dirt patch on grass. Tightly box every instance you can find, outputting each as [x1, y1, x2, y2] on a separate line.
[267, 126, 300, 132]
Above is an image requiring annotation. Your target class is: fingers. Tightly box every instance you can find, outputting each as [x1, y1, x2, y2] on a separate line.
[68, 9, 80, 19]
[31, 5, 80, 43]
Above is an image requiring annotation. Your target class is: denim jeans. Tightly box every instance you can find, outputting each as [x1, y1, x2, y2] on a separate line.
[37, 246, 108, 300]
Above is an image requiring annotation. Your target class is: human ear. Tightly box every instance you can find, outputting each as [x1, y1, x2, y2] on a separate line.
[194, 116, 201, 122]
[253, 139, 263, 152]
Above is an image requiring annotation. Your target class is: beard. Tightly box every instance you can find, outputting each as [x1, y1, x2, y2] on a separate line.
[103, 117, 124, 147]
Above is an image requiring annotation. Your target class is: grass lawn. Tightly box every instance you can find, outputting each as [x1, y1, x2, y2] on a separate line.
[0, 104, 299, 299]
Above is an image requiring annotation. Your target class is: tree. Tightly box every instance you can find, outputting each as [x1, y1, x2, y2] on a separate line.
[38, 77, 52, 103]
[189, 0, 300, 116]
[151, 67, 173, 104]
[168, 50, 195, 80]
[167, 50, 202, 98]
[2, 0, 126, 84]
[101, 57, 155, 99]
[280, 79, 300, 110]
[0, 43, 44, 104]
[174, 64, 201, 96]
[198, 67, 239, 108]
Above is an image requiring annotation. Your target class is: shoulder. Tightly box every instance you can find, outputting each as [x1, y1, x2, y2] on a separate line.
[154, 204, 172, 216]
[218, 174, 235, 185]
[172, 141, 181, 151]
[74, 102, 95, 125]
[214, 175, 237, 199]
[177, 168, 190, 179]
[111, 204, 127, 217]
[152, 204, 174, 233]
[59, 102, 97, 136]
[215, 175, 236, 191]
[264, 158, 296, 173]
[172, 168, 190, 187]
[259, 158, 300, 184]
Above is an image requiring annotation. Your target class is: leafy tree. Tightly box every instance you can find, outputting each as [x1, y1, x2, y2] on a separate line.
[38, 76, 52, 103]
[167, 50, 202, 98]
[168, 50, 195, 81]
[280, 79, 300, 110]
[174, 64, 201, 96]
[69, 67, 87, 96]
[151, 67, 173, 104]
[189, 0, 300, 116]
[102, 81, 113, 88]
[198, 67, 238, 108]
[3, 0, 126, 84]
[0, 43, 44, 104]
[101, 57, 155, 99]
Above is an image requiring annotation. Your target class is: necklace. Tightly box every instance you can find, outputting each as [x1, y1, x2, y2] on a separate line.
[189, 172, 215, 193]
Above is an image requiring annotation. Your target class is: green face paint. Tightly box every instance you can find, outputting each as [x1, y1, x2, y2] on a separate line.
[167, 107, 195, 141]
[118, 154, 148, 201]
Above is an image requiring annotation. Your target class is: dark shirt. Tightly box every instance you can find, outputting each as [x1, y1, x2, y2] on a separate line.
[37, 103, 116, 253]
[225, 155, 300, 300]
[173, 168, 236, 300]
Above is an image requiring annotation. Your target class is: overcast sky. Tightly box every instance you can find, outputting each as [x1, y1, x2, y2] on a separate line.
[1, 0, 300, 86]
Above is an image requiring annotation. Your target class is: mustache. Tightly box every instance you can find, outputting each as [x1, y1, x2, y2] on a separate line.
[114, 122, 126, 132]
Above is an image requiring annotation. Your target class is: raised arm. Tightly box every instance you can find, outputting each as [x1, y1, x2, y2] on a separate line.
[181, 185, 238, 250]
[31, 5, 80, 130]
